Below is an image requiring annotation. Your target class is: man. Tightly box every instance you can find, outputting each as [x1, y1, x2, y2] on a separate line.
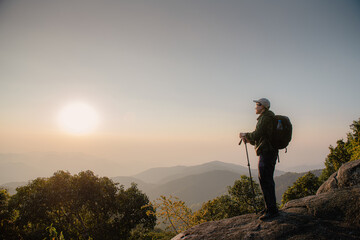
[240, 98, 279, 220]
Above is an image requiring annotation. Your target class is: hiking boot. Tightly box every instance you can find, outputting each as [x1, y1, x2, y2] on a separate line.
[259, 210, 279, 221]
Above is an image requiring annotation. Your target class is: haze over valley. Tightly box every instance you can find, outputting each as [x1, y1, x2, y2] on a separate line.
[1, 158, 322, 209]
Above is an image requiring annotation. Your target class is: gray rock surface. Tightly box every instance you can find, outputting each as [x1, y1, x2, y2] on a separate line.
[172, 160, 360, 240]
[317, 159, 360, 194]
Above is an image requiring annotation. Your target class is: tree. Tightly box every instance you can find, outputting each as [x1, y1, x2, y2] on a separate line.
[0, 188, 10, 227]
[320, 118, 360, 181]
[9, 170, 156, 240]
[192, 195, 242, 223]
[129, 225, 176, 240]
[146, 175, 263, 235]
[227, 175, 264, 214]
[281, 172, 321, 206]
[348, 119, 360, 161]
[193, 175, 263, 224]
[44, 224, 65, 240]
[0, 188, 18, 240]
[147, 195, 194, 234]
[320, 139, 351, 182]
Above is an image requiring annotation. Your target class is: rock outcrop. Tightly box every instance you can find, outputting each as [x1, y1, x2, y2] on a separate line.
[172, 159, 360, 240]
[316, 159, 360, 194]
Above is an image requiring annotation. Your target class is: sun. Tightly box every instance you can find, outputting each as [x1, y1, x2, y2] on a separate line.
[58, 102, 99, 135]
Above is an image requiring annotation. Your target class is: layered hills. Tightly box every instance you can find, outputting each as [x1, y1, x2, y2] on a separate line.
[2, 160, 321, 210]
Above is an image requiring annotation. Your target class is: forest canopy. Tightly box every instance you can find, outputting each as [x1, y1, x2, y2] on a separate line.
[1, 170, 156, 240]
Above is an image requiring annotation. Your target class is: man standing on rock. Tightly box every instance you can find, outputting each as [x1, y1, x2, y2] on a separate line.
[240, 98, 279, 220]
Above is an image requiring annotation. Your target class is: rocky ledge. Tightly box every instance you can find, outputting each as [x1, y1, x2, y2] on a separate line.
[172, 159, 360, 240]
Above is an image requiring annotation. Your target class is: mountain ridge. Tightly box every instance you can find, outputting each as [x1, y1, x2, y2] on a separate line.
[133, 160, 285, 184]
[1, 161, 323, 209]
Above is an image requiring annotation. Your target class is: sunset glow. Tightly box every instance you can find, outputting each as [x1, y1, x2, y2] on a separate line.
[1, 0, 359, 178]
[58, 102, 99, 135]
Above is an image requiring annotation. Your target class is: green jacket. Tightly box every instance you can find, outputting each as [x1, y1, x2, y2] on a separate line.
[246, 109, 276, 156]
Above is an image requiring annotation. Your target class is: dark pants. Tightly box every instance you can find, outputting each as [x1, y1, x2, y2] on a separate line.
[258, 151, 278, 213]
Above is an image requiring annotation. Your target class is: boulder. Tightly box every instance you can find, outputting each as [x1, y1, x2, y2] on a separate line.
[317, 159, 360, 194]
[172, 209, 360, 240]
[283, 186, 360, 226]
[172, 160, 360, 240]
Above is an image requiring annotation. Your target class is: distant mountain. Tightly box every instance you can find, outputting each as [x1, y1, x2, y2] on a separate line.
[274, 169, 323, 202]
[133, 161, 285, 184]
[133, 165, 188, 184]
[279, 164, 325, 173]
[158, 161, 250, 184]
[1, 159, 324, 211]
[0, 154, 44, 184]
[111, 169, 311, 210]
[0, 181, 27, 195]
[0, 152, 124, 184]
[113, 167, 323, 210]
[146, 170, 241, 209]
[110, 176, 156, 192]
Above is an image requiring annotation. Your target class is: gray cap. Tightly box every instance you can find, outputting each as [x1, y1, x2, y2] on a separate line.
[253, 98, 270, 109]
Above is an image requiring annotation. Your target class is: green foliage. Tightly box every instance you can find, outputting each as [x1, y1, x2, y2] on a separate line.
[8, 170, 156, 240]
[193, 175, 263, 226]
[320, 118, 360, 181]
[351, 144, 360, 162]
[147, 175, 263, 235]
[44, 224, 65, 240]
[0, 188, 10, 224]
[192, 195, 241, 223]
[227, 175, 264, 214]
[0, 188, 18, 240]
[147, 195, 194, 234]
[320, 139, 351, 181]
[281, 172, 321, 206]
[129, 226, 175, 240]
[348, 119, 360, 161]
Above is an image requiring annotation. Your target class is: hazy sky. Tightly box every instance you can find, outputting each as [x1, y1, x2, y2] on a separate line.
[0, 0, 359, 177]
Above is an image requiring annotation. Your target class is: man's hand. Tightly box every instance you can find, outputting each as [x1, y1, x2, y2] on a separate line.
[239, 132, 248, 143]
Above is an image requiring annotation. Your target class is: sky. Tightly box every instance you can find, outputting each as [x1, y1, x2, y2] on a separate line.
[0, 0, 359, 180]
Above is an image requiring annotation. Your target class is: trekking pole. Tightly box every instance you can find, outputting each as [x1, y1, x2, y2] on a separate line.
[239, 139, 258, 214]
